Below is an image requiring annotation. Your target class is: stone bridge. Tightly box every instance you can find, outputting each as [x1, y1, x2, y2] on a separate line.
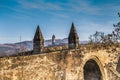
[0, 23, 120, 80]
[0, 44, 120, 80]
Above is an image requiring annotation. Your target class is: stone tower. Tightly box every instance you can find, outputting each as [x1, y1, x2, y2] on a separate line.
[68, 22, 79, 49]
[33, 25, 44, 53]
[52, 34, 56, 46]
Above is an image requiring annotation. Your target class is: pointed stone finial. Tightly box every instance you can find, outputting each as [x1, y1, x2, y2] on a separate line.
[33, 25, 44, 41]
[69, 22, 77, 35]
[33, 25, 44, 54]
[68, 22, 79, 49]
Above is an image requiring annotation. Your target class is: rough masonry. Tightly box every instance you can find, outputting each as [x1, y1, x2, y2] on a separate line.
[0, 23, 120, 80]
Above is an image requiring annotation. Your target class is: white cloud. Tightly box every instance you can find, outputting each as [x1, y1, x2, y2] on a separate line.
[16, 0, 120, 17]
[56, 0, 100, 15]
[57, 0, 120, 16]
[48, 12, 69, 18]
[15, 0, 101, 18]
[18, 0, 62, 11]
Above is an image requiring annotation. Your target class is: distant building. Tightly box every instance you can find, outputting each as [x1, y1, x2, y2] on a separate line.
[52, 34, 56, 46]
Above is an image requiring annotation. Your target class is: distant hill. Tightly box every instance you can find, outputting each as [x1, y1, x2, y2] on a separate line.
[0, 38, 89, 57]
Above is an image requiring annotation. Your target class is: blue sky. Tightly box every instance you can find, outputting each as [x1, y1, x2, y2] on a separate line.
[0, 0, 120, 43]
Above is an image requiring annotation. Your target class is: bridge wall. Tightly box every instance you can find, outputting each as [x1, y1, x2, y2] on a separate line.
[0, 45, 120, 80]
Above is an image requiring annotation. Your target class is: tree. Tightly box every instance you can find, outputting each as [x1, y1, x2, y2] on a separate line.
[113, 13, 120, 42]
[89, 31, 104, 43]
[89, 12, 120, 44]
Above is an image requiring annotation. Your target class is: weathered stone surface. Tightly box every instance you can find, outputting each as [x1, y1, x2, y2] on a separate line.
[116, 57, 120, 73]
[0, 44, 120, 80]
[33, 25, 44, 54]
[68, 23, 79, 49]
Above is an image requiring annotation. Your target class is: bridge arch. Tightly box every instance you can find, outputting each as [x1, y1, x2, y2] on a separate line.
[83, 56, 106, 80]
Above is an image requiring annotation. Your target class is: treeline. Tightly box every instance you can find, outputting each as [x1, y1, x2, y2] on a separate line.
[89, 13, 120, 44]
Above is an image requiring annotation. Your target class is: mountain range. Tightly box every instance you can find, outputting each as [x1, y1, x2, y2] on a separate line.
[0, 38, 89, 57]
